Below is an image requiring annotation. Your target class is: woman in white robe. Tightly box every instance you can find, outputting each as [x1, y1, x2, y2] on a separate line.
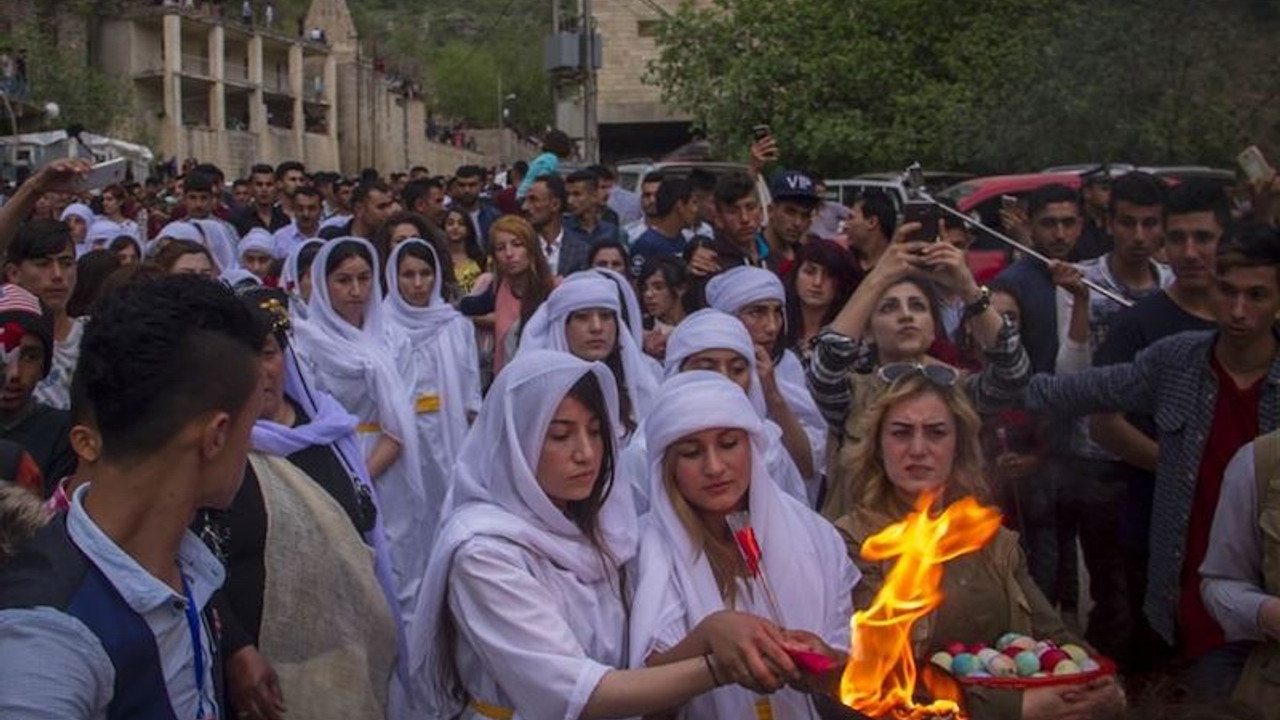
[280, 239, 324, 322]
[621, 309, 809, 508]
[398, 351, 796, 720]
[383, 238, 482, 537]
[517, 272, 658, 437]
[289, 236, 427, 621]
[705, 265, 829, 506]
[630, 371, 857, 719]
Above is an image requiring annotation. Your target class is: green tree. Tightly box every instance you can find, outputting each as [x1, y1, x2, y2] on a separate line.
[649, 0, 1280, 175]
[4, 19, 131, 133]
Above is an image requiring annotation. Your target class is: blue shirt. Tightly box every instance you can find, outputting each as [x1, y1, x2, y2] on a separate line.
[629, 227, 687, 272]
[0, 485, 224, 720]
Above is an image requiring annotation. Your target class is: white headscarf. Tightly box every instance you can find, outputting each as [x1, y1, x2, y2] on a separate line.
[705, 265, 786, 315]
[663, 308, 766, 416]
[84, 218, 123, 251]
[279, 238, 323, 320]
[239, 228, 276, 261]
[583, 267, 644, 348]
[59, 202, 95, 226]
[220, 268, 261, 288]
[629, 372, 856, 719]
[705, 265, 828, 499]
[189, 218, 238, 272]
[402, 350, 638, 714]
[383, 238, 477, 465]
[518, 271, 658, 425]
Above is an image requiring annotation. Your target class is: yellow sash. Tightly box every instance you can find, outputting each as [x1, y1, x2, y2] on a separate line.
[415, 394, 441, 414]
[469, 699, 514, 719]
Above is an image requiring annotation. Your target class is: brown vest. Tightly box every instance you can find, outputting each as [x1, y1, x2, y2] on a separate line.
[1233, 430, 1280, 717]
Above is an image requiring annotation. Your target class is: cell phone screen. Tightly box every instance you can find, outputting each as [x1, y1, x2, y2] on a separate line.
[752, 124, 771, 142]
[902, 202, 939, 242]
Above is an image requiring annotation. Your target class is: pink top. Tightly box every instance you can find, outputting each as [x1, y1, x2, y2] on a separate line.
[493, 280, 523, 373]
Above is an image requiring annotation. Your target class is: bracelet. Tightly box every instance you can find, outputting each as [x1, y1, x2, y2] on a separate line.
[703, 653, 723, 686]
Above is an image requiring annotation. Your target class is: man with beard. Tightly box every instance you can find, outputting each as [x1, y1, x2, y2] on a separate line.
[624, 171, 664, 243]
[522, 175, 591, 277]
[761, 170, 821, 277]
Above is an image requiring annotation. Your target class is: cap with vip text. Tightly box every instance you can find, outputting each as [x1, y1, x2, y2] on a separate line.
[769, 170, 821, 206]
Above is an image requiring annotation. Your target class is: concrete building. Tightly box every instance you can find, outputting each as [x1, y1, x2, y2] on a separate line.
[96, 4, 341, 179]
[555, 0, 703, 164]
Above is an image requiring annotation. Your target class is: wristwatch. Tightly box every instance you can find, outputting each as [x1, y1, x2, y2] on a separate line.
[962, 285, 991, 319]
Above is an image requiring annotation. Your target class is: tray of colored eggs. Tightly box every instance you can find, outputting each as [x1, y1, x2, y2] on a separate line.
[929, 633, 1116, 689]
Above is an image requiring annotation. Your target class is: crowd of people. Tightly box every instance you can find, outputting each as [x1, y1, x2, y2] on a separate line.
[0, 127, 1277, 720]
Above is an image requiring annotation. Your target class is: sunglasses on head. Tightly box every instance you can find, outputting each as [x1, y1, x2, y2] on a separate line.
[875, 361, 960, 388]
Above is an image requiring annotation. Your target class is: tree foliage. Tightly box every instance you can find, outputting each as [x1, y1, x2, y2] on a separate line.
[649, 0, 1280, 176]
[3, 19, 132, 133]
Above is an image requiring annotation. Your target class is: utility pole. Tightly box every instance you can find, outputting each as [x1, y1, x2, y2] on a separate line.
[581, 0, 597, 163]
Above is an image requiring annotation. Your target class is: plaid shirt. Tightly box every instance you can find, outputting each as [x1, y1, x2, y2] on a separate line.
[1026, 329, 1280, 644]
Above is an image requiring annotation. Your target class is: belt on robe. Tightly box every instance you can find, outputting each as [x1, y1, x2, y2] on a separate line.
[469, 699, 514, 719]
[755, 699, 773, 720]
[415, 393, 441, 414]
[356, 422, 381, 433]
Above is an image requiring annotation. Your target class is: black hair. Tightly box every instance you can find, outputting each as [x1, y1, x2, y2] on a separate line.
[274, 161, 306, 179]
[395, 239, 438, 275]
[194, 163, 224, 182]
[249, 163, 275, 179]
[587, 164, 614, 182]
[1165, 178, 1230, 230]
[7, 220, 72, 264]
[536, 174, 568, 210]
[237, 285, 291, 351]
[67, 250, 122, 318]
[108, 235, 141, 256]
[566, 169, 599, 190]
[1216, 223, 1280, 279]
[713, 171, 757, 208]
[292, 186, 322, 202]
[638, 255, 688, 294]
[852, 188, 897, 239]
[358, 168, 380, 183]
[641, 171, 665, 186]
[184, 172, 215, 195]
[351, 180, 392, 207]
[1109, 171, 1167, 216]
[296, 242, 322, 280]
[73, 274, 265, 462]
[688, 168, 717, 194]
[655, 177, 693, 217]
[401, 180, 434, 213]
[1026, 183, 1080, 217]
[325, 239, 376, 279]
[231, 179, 249, 190]
[455, 165, 485, 181]
[589, 239, 629, 269]
[541, 130, 574, 158]
[442, 208, 487, 266]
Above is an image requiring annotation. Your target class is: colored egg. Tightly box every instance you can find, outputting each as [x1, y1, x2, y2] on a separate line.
[996, 632, 1025, 651]
[1039, 649, 1070, 672]
[1014, 650, 1041, 677]
[968, 642, 988, 655]
[930, 651, 953, 672]
[1079, 658, 1101, 672]
[976, 648, 1000, 664]
[1033, 641, 1057, 655]
[945, 641, 967, 656]
[986, 654, 1017, 677]
[1008, 636, 1037, 652]
[1053, 660, 1082, 675]
[950, 653, 981, 677]
[1060, 644, 1089, 663]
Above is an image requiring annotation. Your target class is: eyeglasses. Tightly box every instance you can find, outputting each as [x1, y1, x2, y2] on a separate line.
[876, 361, 960, 387]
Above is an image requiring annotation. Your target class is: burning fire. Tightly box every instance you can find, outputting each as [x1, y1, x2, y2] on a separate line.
[839, 493, 1001, 719]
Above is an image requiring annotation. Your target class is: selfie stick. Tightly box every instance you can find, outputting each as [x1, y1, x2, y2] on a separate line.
[902, 163, 1134, 309]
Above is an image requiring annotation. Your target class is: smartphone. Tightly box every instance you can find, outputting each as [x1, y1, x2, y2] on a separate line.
[1000, 194, 1019, 210]
[66, 158, 128, 193]
[902, 200, 940, 242]
[752, 124, 771, 142]
[1239, 145, 1275, 183]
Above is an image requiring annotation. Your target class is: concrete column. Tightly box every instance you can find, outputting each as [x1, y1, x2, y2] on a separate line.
[289, 43, 304, 153]
[248, 35, 266, 138]
[210, 25, 226, 132]
[324, 54, 337, 143]
[162, 14, 184, 160]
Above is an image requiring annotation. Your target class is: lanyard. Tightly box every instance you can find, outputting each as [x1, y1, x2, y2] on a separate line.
[181, 575, 210, 720]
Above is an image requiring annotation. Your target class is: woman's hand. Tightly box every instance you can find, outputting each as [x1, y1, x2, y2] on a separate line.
[916, 241, 978, 298]
[643, 328, 668, 359]
[695, 610, 799, 694]
[778, 628, 846, 695]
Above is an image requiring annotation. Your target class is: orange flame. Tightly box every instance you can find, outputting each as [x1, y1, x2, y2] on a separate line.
[839, 493, 1001, 720]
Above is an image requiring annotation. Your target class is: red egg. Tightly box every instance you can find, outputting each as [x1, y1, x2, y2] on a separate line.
[945, 642, 967, 656]
[967, 643, 988, 655]
[1003, 646, 1023, 658]
[1039, 649, 1070, 672]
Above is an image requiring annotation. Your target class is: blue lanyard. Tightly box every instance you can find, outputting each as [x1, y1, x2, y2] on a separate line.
[181, 575, 210, 720]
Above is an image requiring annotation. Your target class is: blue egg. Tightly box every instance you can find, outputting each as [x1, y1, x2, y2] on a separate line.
[1014, 650, 1040, 677]
[950, 652, 981, 677]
